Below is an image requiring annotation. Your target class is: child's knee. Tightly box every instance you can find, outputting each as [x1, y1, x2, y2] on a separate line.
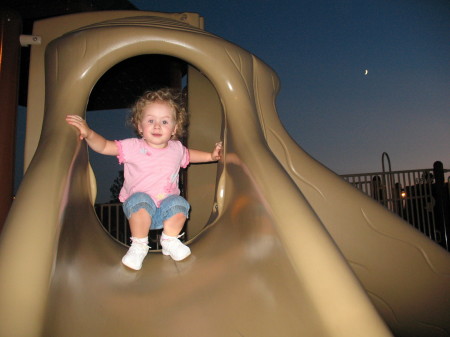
[130, 207, 152, 220]
[169, 212, 187, 221]
[123, 192, 157, 219]
[160, 195, 190, 220]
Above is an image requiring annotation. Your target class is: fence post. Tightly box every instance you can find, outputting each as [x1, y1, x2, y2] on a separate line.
[433, 161, 449, 250]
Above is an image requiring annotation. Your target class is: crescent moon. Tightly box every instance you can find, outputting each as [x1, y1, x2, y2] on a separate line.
[364, 69, 368, 75]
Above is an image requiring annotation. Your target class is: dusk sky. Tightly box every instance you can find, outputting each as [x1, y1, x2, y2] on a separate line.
[126, 0, 449, 175]
[14, 0, 450, 203]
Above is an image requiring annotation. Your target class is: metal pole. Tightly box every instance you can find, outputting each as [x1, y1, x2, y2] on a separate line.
[381, 152, 395, 210]
[433, 161, 449, 250]
[0, 10, 22, 233]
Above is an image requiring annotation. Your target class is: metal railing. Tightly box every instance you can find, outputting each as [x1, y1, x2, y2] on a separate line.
[95, 168, 449, 251]
[94, 203, 163, 249]
[341, 168, 449, 250]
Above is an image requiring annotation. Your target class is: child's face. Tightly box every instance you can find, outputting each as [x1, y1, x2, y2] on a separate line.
[138, 101, 177, 148]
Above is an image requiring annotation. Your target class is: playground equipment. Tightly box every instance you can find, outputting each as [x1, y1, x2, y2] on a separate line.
[0, 11, 449, 337]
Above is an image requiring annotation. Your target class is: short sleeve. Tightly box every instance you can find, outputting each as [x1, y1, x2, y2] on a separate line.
[115, 140, 125, 164]
[181, 145, 190, 168]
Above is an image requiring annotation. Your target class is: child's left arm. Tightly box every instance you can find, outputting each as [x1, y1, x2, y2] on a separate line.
[189, 142, 222, 163]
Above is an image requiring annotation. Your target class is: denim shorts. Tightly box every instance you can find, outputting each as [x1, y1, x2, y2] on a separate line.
[122, 192, 190, 230]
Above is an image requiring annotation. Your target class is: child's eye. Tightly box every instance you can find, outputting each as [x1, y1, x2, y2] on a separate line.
[148, 119, 153, 124]
[162, 120, 168, 125]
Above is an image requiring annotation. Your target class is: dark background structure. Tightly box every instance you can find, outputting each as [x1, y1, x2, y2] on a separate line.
[3, 0, 190, 110]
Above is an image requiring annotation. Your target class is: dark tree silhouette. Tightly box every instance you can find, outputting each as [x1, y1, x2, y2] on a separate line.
[109, 170, 124, 203]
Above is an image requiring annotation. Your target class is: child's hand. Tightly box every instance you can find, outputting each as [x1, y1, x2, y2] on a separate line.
[211, 141, 223, 161]
[65, 115, 92, 140]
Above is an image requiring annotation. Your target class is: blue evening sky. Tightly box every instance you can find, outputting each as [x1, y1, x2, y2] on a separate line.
[127, 0, 449, 175]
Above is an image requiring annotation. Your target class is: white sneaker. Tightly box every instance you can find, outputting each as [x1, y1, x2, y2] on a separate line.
[161, 232, 191, 261]
[122, 238, 149, 270]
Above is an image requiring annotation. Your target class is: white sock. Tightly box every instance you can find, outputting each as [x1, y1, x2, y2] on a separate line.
[161, 232, 173, 240]
[161, 232, 184, 240]
[132, 236, 148, 245]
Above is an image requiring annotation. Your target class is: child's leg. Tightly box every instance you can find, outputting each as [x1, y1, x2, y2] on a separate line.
[162, 213, 186, 236]
[161, 213, 190, 261]
[129, 208, 152, 238]
[121, 193, 156, 270]
[159, 195, 191, 261]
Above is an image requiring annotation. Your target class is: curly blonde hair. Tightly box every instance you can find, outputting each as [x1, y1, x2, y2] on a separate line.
[129, 88, 188, 140]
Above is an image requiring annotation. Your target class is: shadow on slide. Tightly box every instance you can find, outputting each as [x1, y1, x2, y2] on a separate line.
[0, 11, 449, 337]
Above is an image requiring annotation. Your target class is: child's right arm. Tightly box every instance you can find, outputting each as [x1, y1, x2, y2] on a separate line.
[65, 115, 119, 156]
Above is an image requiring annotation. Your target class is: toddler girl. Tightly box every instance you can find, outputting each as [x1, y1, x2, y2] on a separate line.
[66, 88, 222, 270]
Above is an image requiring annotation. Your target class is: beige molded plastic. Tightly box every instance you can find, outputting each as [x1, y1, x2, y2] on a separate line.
[0, 11, 448, 337]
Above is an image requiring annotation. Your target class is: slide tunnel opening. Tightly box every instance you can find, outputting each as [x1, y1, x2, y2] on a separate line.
[86, 53, 224, 246]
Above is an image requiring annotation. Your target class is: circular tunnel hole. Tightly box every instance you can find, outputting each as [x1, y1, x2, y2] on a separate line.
[87, 54, 223, 247]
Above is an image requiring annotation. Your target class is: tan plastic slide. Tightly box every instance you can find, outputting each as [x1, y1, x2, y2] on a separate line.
[0, 11, 449, 337]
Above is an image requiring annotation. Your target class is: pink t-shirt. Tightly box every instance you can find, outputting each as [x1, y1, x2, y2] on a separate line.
[116, 138, 190, 206]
